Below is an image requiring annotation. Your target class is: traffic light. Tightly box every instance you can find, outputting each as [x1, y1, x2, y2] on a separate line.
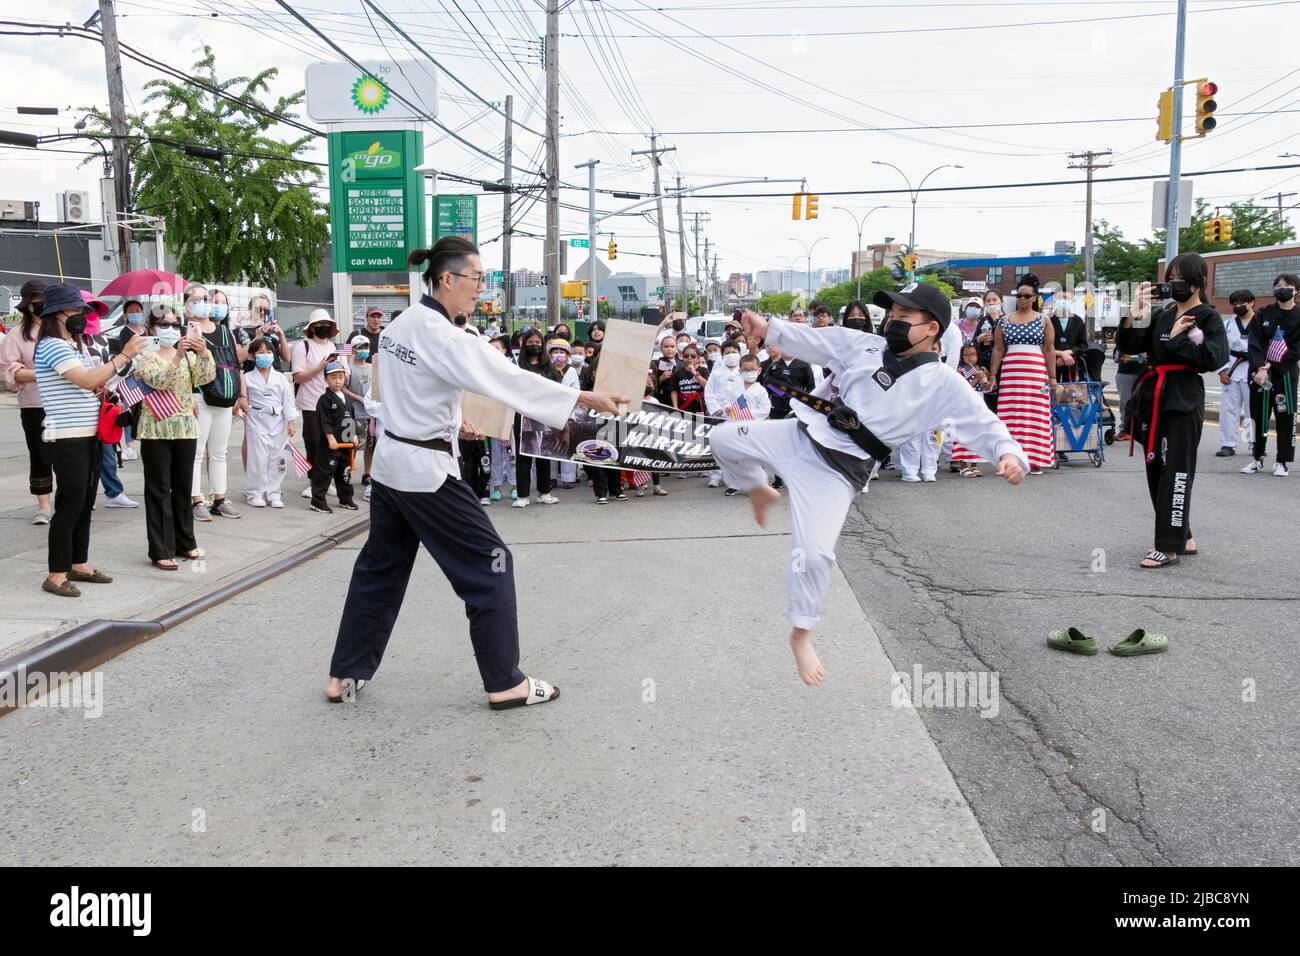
[792, 192, 804, 220]
[1156, 87, 1174, 143]
[805, 194, 819, 219]
[1196, 80, 1218, 135]
[1205, 217, 1221, 243]
[1220, 218, 1232, 243]
[607, 238, 617, 261]
[904, 254, 917, 272]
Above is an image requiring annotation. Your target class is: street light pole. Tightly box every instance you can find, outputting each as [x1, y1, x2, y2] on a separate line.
[789, 236, 828, 304]
[872, 161, 962, 274]
[833, 205, 886, 301]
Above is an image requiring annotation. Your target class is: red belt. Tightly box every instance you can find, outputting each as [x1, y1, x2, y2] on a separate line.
[1130, 363, 1195, 462]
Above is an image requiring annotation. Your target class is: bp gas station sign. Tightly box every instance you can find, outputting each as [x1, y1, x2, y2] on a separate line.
[327, 129, 424, 273]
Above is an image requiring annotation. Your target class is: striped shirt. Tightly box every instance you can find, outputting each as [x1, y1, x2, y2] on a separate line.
[34, 337, 98, 440]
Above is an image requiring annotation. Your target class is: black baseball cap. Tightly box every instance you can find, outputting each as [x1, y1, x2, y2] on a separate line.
[873, 281, 952, 331]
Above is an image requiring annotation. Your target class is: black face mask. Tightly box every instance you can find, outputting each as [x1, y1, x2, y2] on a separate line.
[1275, 288, 1295, 303]
[883, 320, 921, 356]
[1168, 281, 1194, 303]
[1233, 305, 1250, 318]
[844, 317, 867, 332]
[65, 313, 87, 336]
[523, 344, 543, 357]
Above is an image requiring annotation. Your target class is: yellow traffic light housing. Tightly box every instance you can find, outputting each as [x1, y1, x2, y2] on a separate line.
[1195, 80, 1218, 135]
[792, 192, 804, 220]
[805, 194, 819, 219]
[1205, 218, 1220, 243]
[1220, 218, 1232, 243]
[607, 239, 617, 261]
[1156, 87, 1174, 143]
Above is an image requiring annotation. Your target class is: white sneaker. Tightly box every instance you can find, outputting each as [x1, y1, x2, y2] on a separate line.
[512, 497, 530, 508]
[901, 473, 922, 483]
[248, 495, 267, 507]
[104, 493, 139, 508]
[120, 445, 138, 461]
[1241, 459, 1264, 474]
[362, 485, 371, 503]
[921, 474, 937, 483]
[267, 495, 284, 509]
[707, 477, 721, 488]
[538, 493, 559, 504]
[480, 497, 491, 506]
[301, 486, 312, 498]
[1273, 462, 1290, 477]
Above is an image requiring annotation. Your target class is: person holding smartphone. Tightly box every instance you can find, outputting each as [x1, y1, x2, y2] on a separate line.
[1241, 274, 1300, 476]
[1116, 253, 1227, 568]
[291, 309, 340, 499]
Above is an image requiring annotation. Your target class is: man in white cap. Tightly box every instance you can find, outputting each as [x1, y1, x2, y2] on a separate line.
[291, 308, 339, 497]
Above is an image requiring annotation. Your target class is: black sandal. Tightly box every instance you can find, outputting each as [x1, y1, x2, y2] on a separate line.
[1139, 549, 1180, 569]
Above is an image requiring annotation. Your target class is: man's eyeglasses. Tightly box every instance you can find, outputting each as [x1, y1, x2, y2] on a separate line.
[451, 272, 487, 287]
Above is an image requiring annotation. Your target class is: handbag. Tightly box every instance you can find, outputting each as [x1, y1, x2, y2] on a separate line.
[97, 398, 125, 445]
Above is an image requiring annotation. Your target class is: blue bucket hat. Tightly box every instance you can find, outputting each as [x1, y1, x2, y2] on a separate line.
[39, 282, 89, 318]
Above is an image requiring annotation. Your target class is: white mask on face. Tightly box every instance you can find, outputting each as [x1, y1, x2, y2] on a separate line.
[723, 353, 740, 368]
[741, 370, 759, 383]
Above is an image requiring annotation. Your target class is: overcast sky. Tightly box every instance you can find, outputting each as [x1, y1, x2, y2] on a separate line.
[3, 0, 1297, 282]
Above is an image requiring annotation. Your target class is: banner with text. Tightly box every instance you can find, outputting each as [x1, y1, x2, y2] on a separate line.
[517, 399, 724, 472]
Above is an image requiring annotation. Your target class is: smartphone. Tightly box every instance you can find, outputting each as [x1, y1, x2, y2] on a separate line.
[658, 359, 673, 372]
[142, 336, 160, 352]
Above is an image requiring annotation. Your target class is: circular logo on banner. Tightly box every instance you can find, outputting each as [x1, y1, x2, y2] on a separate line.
[574, 440, 618, 464]
[351, 76, 390, 115]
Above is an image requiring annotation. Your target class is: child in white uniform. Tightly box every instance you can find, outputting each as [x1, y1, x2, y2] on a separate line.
[243, 337, 298, 508]
[710, 284, 1028, 686]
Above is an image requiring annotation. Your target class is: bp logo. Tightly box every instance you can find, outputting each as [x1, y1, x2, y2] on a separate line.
[351, 76, 390, 115]
[348, 141, 401, 172]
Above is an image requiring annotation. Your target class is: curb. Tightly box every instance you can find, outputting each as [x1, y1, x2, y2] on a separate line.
[0, 516, 370, 718]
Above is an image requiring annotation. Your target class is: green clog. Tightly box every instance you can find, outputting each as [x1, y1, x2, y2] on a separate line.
[1047, 627, 1098, 655]
[1109, 629, 1168, 657]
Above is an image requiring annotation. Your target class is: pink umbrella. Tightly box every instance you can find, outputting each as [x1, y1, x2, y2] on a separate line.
[98, 269, 187, 299]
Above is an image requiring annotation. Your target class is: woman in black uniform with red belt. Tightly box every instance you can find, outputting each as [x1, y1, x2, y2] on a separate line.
[1116, 253, 1228, 569]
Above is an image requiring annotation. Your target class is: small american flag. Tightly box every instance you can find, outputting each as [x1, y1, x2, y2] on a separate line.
[143, 389, 182, 422]
[335, 343, 353, 359]
[116, 375, 153, 408]
[285, 441, 311, 477]
[629, 470, 652, 487]
[725, 394, 754, 421]
[1267, 328, 1289, 364]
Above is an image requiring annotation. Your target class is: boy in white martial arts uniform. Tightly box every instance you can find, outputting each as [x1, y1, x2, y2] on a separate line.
[710, 283, 1028, 685]
[894, 310, 963, 481]
[704, 339, 745, 489]
[1215, 290, 1254, 456]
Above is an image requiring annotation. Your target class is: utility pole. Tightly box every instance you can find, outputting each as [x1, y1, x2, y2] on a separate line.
[575, 158, 598, 330]
[1271, 191, 1298, 229]
[675, 175, 688, 315]
[98, 0, 131, 273]
[545, 2, 560, 328]
[702, 237, 711, 312]
[711, 254, 719, 313]
[1068, 149, 1113, 339]
[689, 211, 710, 310]
[631, 134, 675, 308]
[1164, 0, 1188, 270]
[502, 94, 514, 321]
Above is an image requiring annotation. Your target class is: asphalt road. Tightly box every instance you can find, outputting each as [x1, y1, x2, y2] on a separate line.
[837, 425, 1300, 865]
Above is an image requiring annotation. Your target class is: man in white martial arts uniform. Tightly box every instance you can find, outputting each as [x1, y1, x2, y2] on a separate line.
[1215, 289, 1254, 456]
[325, 236, 625, 710]
[894, 308, 964, 481]
[710, 283, 1028, 685]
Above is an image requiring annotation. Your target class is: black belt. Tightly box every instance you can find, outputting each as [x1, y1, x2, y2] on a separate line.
[766, 383, 890, 461]
[384, 430, 453, 453]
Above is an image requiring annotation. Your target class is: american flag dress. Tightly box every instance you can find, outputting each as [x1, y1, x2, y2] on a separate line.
[992, 315, 1055, 470]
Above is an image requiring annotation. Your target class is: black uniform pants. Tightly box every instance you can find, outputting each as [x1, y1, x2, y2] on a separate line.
[310, 445, 355, 506]
[1144, 409, 1201, 555]
[20, 407, 53, 497]
[1249, 364, 1297, 464]
[587, 465, 622, 498]
[329, 478, 526, 693]
[301, 410, 320, 480]
[44, 437, 99, 573]
[141, 438, 198, 561]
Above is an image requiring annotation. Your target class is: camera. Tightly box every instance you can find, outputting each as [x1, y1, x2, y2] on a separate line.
[1151, 282, 1173, 299]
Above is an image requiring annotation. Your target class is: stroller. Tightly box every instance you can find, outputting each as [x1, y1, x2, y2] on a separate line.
[1084, 343, 1117, 446]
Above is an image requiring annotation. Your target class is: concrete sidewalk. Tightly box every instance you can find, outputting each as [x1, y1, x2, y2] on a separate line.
[0, 393, 364, 660]
[0, 472, 997, 865]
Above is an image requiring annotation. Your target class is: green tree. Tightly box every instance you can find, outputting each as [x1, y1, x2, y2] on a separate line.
[82, 47, 328, 288]
[920, 263, 965, 290]
[597, 298, 616, 318]
[1078, 200, 1295, 286]
[813, 268, 900, 316]
[755, 291, 797, 314]
[671, 294, 702, 316]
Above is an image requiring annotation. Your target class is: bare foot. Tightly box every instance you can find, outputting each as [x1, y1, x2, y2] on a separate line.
[486, 676, 531, 705]
[749, 483, 780, 528]
[789, 628, 825, 685]
[324, 676, 344, 701]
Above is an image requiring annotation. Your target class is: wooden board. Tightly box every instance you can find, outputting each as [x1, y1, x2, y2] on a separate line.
[460, 390, 515, 441]
[594, 318, 660, 415]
